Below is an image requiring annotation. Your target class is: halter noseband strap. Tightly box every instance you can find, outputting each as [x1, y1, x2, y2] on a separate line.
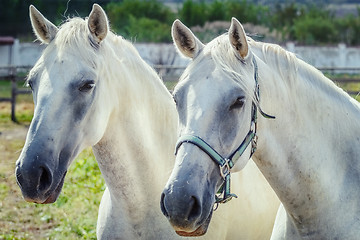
[174, 57, 275, 206]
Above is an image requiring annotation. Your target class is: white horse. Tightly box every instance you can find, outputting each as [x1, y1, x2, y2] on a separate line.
[161, 18, 360, 240]
[15, 5, 279, 240]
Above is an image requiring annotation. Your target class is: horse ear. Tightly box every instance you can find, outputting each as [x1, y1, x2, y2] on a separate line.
[29, 5, 58, 44]
[229, 17, 249, 60]
[88, 4, 109, 44]
[172, 19, 204, 59]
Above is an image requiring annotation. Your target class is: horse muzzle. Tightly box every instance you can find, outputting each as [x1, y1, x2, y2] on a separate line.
[15, 162, 67, 204]
[160, 185, 214, 236]
[174, 210, 213, 237]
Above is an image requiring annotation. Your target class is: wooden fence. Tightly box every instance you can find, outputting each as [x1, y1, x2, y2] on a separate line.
[0, 66, 32, 122]
[1, 65, 359, 122]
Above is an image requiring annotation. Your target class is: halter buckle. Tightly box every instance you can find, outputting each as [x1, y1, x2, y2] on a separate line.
[219, 158, 231, 180]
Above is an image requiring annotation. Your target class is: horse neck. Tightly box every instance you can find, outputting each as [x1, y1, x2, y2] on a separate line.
[252, 42, 360, 227]
[93, 36, 178, 210]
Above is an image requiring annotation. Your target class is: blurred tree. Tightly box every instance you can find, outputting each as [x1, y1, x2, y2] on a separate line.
[292, 5, 338, 44]
[225, 0, 269, 25]
[1, 0, 360, 45]
[178, 0, 208, 26]
[293, 15, 338, 44]
[335, 8, 360, 45]
[0, 0, 111, 39]
[105, 0, 175, 41]
[126, 15, 172, 42]
[270, 3, 301, 28]
[268, 3, 305, 40]
[207, 1, 226, 22]
[0, 0, 34, 37]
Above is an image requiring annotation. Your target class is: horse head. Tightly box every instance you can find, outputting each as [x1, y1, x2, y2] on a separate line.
[161, 18, 260, 236]
[15, 4, 114, 204]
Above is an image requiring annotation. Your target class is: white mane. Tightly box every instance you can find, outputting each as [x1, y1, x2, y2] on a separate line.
[252, 39, 343, 94]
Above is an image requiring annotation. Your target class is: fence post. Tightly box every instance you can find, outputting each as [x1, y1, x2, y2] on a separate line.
[10, 66, 17, 123]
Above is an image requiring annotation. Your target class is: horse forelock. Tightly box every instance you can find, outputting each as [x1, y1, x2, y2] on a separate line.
[51, 18, 99, 65]
[185, 34, 258, 103]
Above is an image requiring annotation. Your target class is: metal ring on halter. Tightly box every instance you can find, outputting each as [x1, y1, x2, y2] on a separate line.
[219, 159, 231, 179]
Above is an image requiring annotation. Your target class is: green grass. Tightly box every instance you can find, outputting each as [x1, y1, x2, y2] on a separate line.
[0, 144, 104, 239]
[163, 80, 177, 91]
[0, 95, 104, 239]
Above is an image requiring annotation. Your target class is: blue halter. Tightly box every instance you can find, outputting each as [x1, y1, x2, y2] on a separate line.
[174, 57, 275, 205]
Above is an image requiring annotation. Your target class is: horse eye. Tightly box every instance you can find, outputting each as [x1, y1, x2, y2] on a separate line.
[79, 80, 95, 92]
[229, 97, 245, 110]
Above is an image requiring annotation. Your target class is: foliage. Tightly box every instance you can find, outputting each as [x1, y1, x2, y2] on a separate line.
[178, 0, 208, 26]
[105, 0, 175, 42]
[177, 1, 360, 45]
[0, 139, 104, 239]
[1, 0, 360, 44]
[335, 8, 360, 45]
[126, 16, 172, 42]
[293, 15, 337, 44]
[0, 0, 103, 38]
[224, 0, 269, 25]
[179, 0, 269, 27]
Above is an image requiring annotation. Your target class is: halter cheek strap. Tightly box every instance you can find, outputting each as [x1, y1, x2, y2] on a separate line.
[174, 57, 275, 205]
[174, 131, 256, 204]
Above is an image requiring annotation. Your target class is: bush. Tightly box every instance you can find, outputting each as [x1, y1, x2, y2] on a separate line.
[126, 16, 172, 42]
[292, 6, 338, 44]
[178, 0, 269, 27]
[178, 0, 208, 27]
[105, 0, 174, 42]
[2, 0, 360, 45]
[336, 9, 360, 45]
[207, 1, 227, 22]
[225, 0, 269, 25]
[293, 16, 337, 45]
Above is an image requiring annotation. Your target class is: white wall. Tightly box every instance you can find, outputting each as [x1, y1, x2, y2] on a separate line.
[1, 41, 359, 75]
[286, 42, 360, 70]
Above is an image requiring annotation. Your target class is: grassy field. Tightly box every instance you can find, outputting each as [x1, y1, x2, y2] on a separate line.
[0, 99, 104, 239]
[0, 74, 359, 239]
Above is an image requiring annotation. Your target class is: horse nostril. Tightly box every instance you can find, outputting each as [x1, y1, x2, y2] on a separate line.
[38, 166, 52, 192]
[160, 190, 203, 226]
[187, 196, 201, 222]
[160, 192, 169, 218]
